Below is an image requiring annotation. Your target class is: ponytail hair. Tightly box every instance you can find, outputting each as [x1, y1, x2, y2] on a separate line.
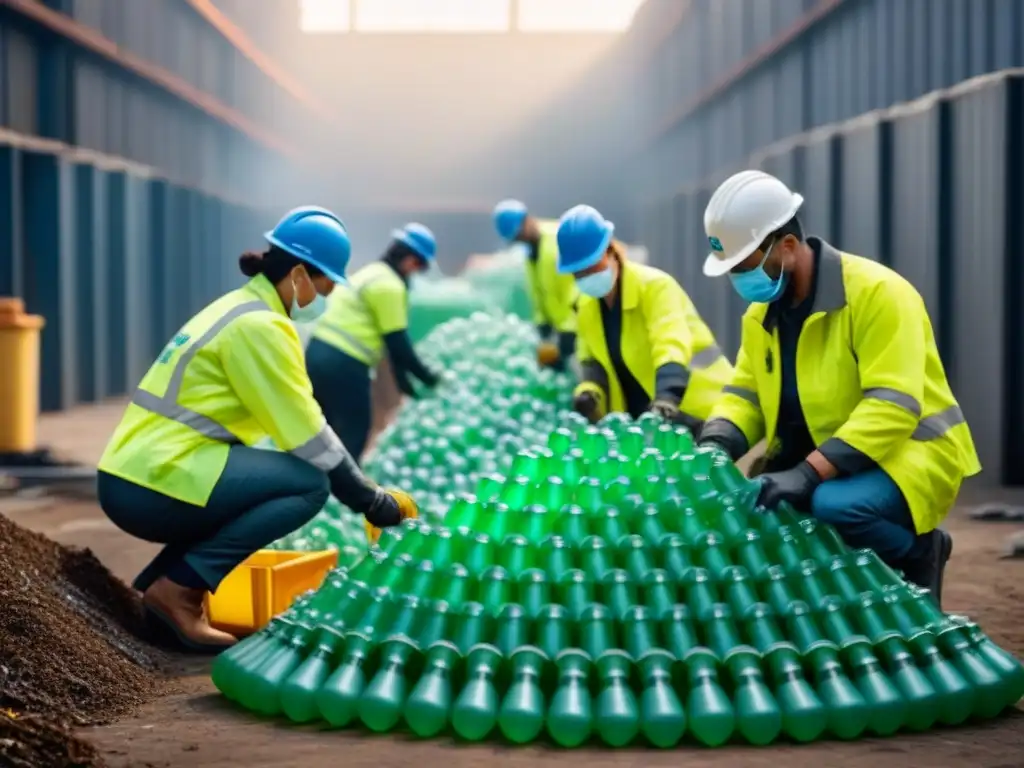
[237, 245, 325, 283]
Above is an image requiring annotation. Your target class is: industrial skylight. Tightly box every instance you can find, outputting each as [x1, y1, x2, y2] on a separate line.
[299, 0, 646, 33]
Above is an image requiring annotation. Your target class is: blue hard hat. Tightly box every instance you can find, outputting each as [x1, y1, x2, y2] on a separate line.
[493, 199, 528, 241]
[391, 222, 436, 262]
[264, 206, 351, 284]
[556, 204, 615, 274]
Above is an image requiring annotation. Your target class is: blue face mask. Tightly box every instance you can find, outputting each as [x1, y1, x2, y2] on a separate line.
[576, 267, 615, 299]
[728, 240, 789, 303]
[290, 271, 328, 323]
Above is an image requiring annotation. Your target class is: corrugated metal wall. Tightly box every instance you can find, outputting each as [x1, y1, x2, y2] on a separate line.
[637, 0, 1024, 197]
[0, 0, 301, 414]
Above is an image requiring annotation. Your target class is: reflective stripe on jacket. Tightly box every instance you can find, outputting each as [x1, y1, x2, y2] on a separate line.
[709, 240, 981, 533]
[98, 274, 346, 506]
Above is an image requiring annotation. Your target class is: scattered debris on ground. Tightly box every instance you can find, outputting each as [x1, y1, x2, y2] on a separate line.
[0, 512, 166, 766]
[0, 710, 103, 767]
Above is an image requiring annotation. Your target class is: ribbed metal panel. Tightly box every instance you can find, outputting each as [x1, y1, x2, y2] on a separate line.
[22, 151, 77, 411]
[947, 71, 1021, 484]
[105, 75, 126, 159]
[837, 110, 891, 263]
[73, 162, 102, 401]
[70, 0, 103, 30]
[992, 0, 1022, 71]
[105, 169, 127, 394]
[799, 127, 840, 243]
[6, 27, 38, 135]
[73, 60, 106, 153]
[774, 47, 807, 137]
[123, 173, 153, 387]
[753, 138, 806, 192]
[642, 0, 1024, 171]
[886, 92, 953, 363]
[0, 144, 23, 297]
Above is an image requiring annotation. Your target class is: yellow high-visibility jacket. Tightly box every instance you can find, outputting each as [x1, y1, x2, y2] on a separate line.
[708, 239, 981, 533]
[313, 261, 408, 366]
[525, 220, 578, 334]
[574, 258, 733, 420]
[99, 274, 346, 507]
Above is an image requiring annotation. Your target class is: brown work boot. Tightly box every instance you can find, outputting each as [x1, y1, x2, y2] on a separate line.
[143, 576, 237, 653]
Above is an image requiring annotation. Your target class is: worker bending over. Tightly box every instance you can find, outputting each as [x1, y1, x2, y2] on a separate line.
[493, 199, 578, 371]
[97, 207, 418, 651]
[557, 204, 732, 432]
[698, 171, 979, 607]
[309, 223, 441, 462]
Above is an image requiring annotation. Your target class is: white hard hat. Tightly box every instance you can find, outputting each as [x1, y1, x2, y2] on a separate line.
[702, 170, 804, 277]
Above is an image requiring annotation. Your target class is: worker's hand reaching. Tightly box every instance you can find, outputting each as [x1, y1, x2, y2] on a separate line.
[649, 399, 704, 434]
[536, 342, 562, 369]
[572, 391, 601, 423]
[756, 462, 822, 511]
[365, 488, 419, 545]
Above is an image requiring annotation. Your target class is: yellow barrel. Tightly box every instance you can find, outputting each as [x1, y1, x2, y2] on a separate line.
[0, 298, 45, 454]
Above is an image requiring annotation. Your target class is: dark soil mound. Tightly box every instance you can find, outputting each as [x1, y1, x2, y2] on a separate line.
[0, 711, 103, 767]
[0, 512, 165, 728]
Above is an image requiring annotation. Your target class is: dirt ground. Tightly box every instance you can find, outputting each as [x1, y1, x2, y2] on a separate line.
[3, 401, 1023, 767]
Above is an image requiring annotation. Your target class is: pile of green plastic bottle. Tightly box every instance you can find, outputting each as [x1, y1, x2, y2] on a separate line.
[214, 412, 1024, 747]
[268, 312, 573, 564]
[407, 277, 497, 343]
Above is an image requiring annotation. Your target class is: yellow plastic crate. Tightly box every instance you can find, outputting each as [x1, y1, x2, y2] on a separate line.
[205, 550, 338, 636]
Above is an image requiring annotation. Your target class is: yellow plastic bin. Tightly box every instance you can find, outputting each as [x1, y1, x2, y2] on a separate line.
[0, 298, 45, 454]
[205, 550, 338, 637]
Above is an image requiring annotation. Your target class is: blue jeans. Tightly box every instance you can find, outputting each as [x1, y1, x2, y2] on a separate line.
[306, 338, 372, 464]
[98, 445, 328, 593]
[810, 468, 919, 564]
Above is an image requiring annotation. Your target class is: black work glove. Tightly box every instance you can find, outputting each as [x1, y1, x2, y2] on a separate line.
[649, 399, 703, 434]
[536, 323, 553, 341]
[420, 370, 441, 389]
[756, 461, 822, 511]
[573, 391, 600, 423]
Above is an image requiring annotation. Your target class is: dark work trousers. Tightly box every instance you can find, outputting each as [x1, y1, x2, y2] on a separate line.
[306, 337, 373, 464]
[97, 446, 329, 593]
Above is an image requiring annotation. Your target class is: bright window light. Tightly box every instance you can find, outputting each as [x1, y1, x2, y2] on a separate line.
[354, 0, 509, 32]
[517, 0, 646, 32]
[299, 0, 351, 33]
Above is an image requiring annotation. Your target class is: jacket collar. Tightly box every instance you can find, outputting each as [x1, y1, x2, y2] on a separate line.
[620, 258, 640, 311]
[246, 273, 289, 317]
[763, 237, 846, 331]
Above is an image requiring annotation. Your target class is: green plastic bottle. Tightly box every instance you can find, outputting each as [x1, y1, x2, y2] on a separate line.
[498, 645, 549, 743]
[547, 649, 593, 747]
[404, 640, 458, 737]
[452, 644, 502, 740]
[316, 632, 372, 727]
[280, 626, 345, 722]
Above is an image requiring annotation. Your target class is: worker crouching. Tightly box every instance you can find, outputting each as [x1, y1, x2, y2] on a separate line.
[97, 206, 418, 652]
[698, 171, 981, 608]
[556, 204, 733, 432]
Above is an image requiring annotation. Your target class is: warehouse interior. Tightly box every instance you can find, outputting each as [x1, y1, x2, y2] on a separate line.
[0, 2, 1023, 767]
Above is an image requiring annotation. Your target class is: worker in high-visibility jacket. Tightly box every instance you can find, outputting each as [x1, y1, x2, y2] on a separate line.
[308, 223, 440, 462]
[698, 170, 980, 608]
[97, 207, 419, 652]
[556, 204, 733, 432]
[493, 199, 578, 370]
